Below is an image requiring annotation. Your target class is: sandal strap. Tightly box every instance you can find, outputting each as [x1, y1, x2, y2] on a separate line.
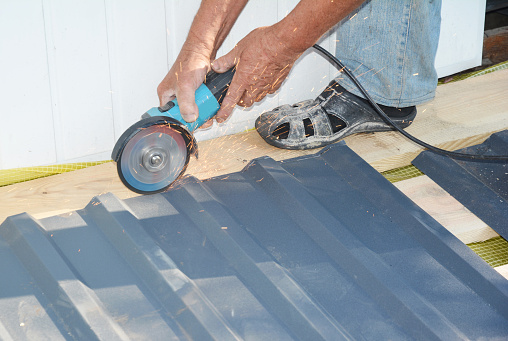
[287, 104, 332, 141]
[256, 80, 417, 150]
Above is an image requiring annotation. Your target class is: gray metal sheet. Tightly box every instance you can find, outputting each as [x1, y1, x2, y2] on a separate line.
[413, 130, 508, 240]
[1, 142, 508, 340]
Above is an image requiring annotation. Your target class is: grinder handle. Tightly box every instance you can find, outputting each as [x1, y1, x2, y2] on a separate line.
[203, 67, 236, 105]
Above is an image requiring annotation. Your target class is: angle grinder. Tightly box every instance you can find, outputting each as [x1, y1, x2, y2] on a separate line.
[111, 68, 235, 194]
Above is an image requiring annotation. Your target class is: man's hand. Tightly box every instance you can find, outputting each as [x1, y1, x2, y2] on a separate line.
[211, 25, 302, 124]
[157, 0, 248, 124]
[157, 49, 210, 123]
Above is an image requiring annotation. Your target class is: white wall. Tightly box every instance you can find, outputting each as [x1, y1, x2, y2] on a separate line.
[435, 0, 486, 77]
[0, 0, 486, 169]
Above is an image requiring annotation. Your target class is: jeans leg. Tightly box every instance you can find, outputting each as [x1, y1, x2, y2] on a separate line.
[334, 0, 442, 107]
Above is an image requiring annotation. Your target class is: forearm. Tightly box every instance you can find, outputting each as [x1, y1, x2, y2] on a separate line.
[274, 0, 365, 53]
[183, 0, 249, 60]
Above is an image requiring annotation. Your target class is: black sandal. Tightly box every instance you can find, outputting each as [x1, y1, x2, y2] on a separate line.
[255, 80, 416, 150]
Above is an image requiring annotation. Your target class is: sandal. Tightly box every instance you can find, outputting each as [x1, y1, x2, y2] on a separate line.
[255, 80, 417, 150]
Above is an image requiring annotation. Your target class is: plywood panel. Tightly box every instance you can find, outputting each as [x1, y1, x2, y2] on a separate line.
[0, 0, 56, 168]
[42, 0, 114, 162]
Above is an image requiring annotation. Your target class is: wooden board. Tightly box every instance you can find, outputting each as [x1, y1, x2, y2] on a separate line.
[496, 264, 508, 280]
[347, 68, 508, 172]
[394, 176, 499, 244]
[1, 69, 507, 232]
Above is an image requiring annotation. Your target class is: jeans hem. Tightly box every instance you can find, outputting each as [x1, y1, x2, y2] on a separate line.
[337, 78, 436, 108]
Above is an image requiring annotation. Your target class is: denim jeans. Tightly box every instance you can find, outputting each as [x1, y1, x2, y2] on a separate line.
[334, 0, 442, 107]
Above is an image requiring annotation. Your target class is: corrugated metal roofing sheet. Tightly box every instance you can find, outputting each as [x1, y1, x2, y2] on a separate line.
[413, 130, 508, 240]
[2, 142, 508, 340]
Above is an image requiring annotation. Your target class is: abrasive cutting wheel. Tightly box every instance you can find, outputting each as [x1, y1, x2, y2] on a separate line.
[117, 123, 189, 194]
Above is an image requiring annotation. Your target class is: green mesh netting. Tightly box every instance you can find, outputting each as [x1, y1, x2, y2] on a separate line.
[0, 161, 111, 187]
[438, 60, 508, 85]
[468, 236, 508, 268]
[381, 164, 424, 183]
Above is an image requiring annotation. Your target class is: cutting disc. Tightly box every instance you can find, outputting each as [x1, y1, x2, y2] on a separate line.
[118, 124, 188, 194]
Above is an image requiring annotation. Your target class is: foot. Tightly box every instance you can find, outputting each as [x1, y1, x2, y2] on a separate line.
[255, 80, 416, 150]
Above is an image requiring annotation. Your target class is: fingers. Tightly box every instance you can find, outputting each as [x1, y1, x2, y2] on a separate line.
[200, 119, 214, 129]
[215, 74, 245, 123]
[212, 49, 242, 121]
[175, 84, 199, 123]
[212, 49, 237, 73]
[241, 91, 270, 107]
[214, 69, 273, 121]
[157, 78, 175, 107]
[158, 54, 210, 123]
[157, 74, 199, 122]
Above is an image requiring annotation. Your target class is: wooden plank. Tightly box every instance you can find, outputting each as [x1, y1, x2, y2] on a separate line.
[347, 68, 508, 172]
[496, 264, 508, 281]
[0, 162, 136, 223]
[393, 176, 499, 244]
[0, 69, 507, 228]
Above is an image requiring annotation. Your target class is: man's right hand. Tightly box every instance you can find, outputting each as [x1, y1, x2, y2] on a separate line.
[157, 48, 211, 123]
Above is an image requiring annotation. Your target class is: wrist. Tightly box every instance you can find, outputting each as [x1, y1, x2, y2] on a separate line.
[272, 18, 318, 55]
[183, 30, 216, 61]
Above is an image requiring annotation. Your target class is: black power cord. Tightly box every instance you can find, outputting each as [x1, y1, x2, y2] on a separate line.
[312, 44, 508, 161]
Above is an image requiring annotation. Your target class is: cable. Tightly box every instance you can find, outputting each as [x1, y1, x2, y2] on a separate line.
[312, 44, 508, 161]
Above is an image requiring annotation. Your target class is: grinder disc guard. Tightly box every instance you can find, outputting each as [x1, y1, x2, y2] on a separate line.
[117, 123, 189, 194]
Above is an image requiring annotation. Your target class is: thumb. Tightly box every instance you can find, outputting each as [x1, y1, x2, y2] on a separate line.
[176, 84, 199, 123]
[212, 48, 238, 73]
[157, 79, 175, 107]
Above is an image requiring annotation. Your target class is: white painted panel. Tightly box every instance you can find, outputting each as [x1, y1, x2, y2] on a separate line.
[435, 0, 486, 77]
[42, 0, 114, 162]
[104, 0, 168, 142]
[0, 0, 56, 169]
